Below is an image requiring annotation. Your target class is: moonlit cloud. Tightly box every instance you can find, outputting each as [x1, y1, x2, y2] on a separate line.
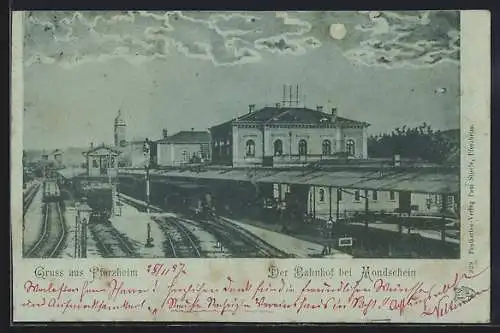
[24, 11, 319, 68]
[342, 11, 460, 68]
[23, 10, 460, 69]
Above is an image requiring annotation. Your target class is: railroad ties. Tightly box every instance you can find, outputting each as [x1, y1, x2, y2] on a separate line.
[118, 192, 290, 258]
[152, 216, 202, 257]
[23, 182, 41, 218]
[89, 219, 138, 258]
[24, 202, 67, 258]
[180, 216, 289, 258]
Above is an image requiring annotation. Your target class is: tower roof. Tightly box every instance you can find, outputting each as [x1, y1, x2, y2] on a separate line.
[114, 110, 126, 126]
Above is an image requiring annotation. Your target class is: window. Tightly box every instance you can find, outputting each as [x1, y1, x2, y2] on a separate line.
[246, 140, 255, 157]
[273, 184, 279, 198]
[426, 198, 432, 210]
[434, 194, 441, 206]
[338, 189, 342, 201]
[447, 195, 454, 209]
[390, 191, 395, 201]
[372, 190, 378, 201]
[182, 150, 189, 161]
[92, 159, 99, 168]
[298, 139, 307, 156]
[354, 190, 360, 201]
[110, 157, 115, 168]
[274, 139, 283, 156]
[346, 139, 355, 156]
[319, 188, 325, 202]
[322, 140, 332, 155]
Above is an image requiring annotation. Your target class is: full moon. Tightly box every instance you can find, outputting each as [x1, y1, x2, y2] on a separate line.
[329, 23, 347, 40]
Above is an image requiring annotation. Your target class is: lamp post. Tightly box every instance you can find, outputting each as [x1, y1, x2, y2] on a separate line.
[74, 202, 80, 258]
[75, 200, 92, 258]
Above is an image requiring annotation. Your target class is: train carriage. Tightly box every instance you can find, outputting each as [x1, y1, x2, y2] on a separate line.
[42, 179, 61, 202]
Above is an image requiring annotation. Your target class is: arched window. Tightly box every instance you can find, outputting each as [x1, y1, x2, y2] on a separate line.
[274, 139, 283, 156]
[322, 140, 332, 155]
[298, 139, 307, 156]
[246, 140, 255, 157]
[346, 139, 355, 156]
[110, 157, 115, 168]
[319, 188, 325, 202]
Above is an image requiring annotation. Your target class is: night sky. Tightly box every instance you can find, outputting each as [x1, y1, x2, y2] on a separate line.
[22, 11, 460, 150]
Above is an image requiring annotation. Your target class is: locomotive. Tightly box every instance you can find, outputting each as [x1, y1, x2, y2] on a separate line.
[86, 188, 113, 220]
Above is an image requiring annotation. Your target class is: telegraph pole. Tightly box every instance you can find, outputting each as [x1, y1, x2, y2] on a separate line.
[144, 139, 151, 214]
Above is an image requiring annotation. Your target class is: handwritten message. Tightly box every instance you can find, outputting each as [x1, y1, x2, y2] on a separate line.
[18, 262, 489, 322]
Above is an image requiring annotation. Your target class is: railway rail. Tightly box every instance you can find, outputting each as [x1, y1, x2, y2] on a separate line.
[23, 183, 40, 217]
[182, 216, 289, 258]
[119, 192, 289, 258]
[25, 202, 67, 258]
[152, 216, 202, 257]
[89, 219, 138, 258]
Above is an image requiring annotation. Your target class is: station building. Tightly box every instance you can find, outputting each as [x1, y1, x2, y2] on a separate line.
[83, 143, 120, 178]
[156, 129, 211, 167]
[210, 104, 370, 167]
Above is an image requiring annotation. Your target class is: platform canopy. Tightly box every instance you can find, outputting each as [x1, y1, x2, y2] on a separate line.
[123, 167, 459, 194]
[152, 178, 208, 190]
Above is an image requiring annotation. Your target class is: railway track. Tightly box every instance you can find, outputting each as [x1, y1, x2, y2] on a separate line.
[187, 216, 289, 258]
[89, 219, 138, 258]
[118, 192, 290, 258]
[25, 202, 67, 258]
[152, 216, 202, 257]
[214, 217, 290, 257]
[23, 183, 40, 217]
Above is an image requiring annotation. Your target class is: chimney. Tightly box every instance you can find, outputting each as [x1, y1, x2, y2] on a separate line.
[90, 142, 94, 149]
[316, 105, 323, 112]
[393, 154, 401, 167]
[191, 127, 194, 132]
[248, 104, 255, 113]
[162, 129, 168, 139]
[331, 107, 338, 121]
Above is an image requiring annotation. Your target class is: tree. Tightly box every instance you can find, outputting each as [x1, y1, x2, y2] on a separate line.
[367, 123, 458, 164]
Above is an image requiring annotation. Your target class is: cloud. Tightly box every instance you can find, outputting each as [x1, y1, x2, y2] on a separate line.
[23, 10, 460, 69]
[24, 11, 171, 68]
[255, 35, 321, 55]
[23, 11, 316, 68]
[342, 11, 460, 68]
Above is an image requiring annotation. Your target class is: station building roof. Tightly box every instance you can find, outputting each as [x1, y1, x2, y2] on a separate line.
[156, 130, 210, 144]
[210, 106, 369, 131]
